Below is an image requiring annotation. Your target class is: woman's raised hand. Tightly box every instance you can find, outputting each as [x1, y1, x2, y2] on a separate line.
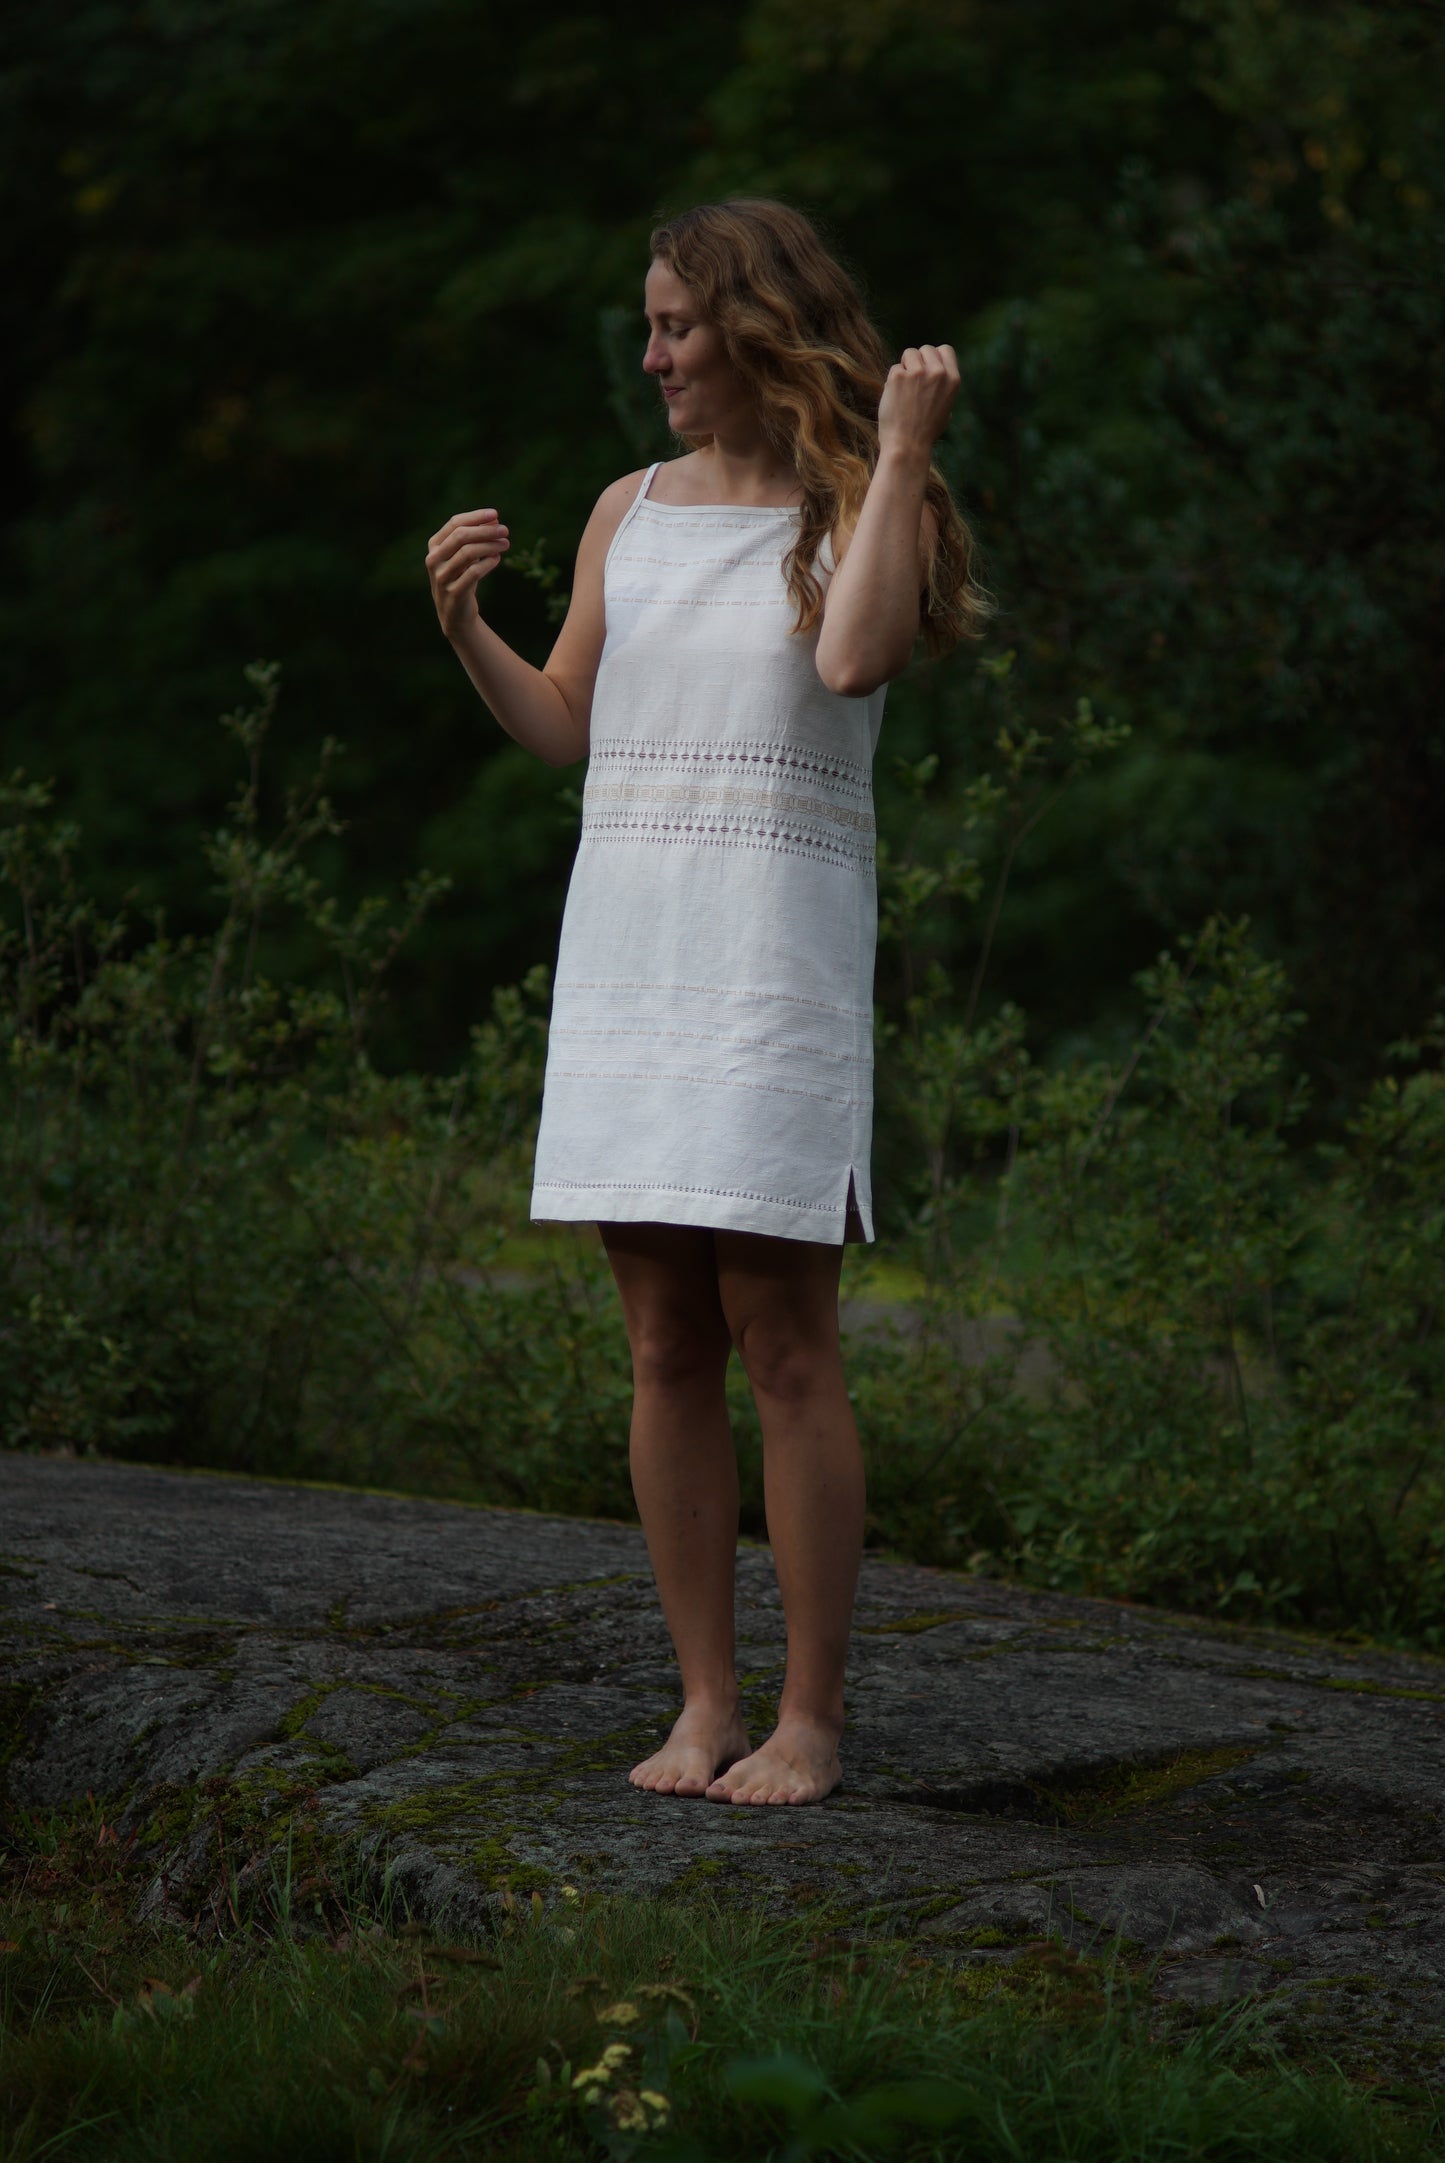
[877, 344, 960, 461]
[425, 509, 510, 640]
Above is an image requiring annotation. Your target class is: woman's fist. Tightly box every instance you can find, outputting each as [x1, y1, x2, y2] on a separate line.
[877, 344, 960, 460]
[425, 509, 510, 640]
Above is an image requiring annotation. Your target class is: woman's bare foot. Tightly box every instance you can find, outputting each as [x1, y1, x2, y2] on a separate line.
[629, 1700, 751, 1798]
[705, 1713, 842, 1805]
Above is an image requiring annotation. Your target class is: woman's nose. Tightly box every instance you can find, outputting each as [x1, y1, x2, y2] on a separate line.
[642, 339, 669, 376]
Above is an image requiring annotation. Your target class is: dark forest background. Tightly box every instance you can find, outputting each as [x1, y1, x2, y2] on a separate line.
[4, 0, 1440, 1097]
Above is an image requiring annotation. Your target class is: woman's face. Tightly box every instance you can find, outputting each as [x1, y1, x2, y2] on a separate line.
[643, 259, 752, 438]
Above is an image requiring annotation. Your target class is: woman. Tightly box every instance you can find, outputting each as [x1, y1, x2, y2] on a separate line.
[426, 200, 988, 1807]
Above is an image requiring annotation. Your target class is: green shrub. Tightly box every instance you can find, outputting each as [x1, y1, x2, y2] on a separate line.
[870, 913, 1444, 1644]
[3, 667, 1441, 1647]
[0, 666, 593, 1496]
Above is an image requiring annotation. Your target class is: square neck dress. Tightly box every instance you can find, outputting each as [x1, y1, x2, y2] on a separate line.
[530, 461, 888, 1245]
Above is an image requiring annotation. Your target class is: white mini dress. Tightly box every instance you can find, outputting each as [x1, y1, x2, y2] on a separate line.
[530, 462, 888, 1244]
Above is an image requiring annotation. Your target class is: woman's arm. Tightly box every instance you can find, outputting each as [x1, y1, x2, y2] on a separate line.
[425, 470, 647, 768]
[813, 343, 959, 698]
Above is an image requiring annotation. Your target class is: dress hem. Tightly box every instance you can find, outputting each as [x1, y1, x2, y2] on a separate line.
[531, 1180, 874, 1247]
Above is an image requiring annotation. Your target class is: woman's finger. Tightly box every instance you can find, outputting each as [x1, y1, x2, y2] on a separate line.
[427, 510, 506, 554]
[433, 515, 507, 551]
[441, 555, 503, 602]
[427, 524, 508, 574]
[443, 545, 507, 587]
[443, 560, 490, 594]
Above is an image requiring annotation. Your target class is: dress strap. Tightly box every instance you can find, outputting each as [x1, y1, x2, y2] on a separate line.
[604, 463, 662, 573]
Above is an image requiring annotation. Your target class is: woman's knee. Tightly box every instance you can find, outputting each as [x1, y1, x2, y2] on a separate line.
[628, 1309, 731, 1392]
[732, 1309, 840, 1406]
[601, 1224, 731, 1393]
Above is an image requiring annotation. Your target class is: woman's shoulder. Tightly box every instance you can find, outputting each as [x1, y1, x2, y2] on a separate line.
[589, 465, 655, 529]
[573, 467, 655, 577]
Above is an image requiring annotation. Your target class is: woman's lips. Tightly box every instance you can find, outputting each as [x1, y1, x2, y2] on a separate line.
[662, 385, 684, 399]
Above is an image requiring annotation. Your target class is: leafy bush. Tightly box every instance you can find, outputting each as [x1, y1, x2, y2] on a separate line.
[870, 918, 1445, 1645]
[3, 667, 1441, 1648]
[846, 643, 1444, 1646]
[0, 666, 626, 1509]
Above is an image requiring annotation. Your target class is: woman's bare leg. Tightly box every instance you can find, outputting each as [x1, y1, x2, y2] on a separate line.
[600, 1222, 750, 1796]
[707, 1231, 863, 1805]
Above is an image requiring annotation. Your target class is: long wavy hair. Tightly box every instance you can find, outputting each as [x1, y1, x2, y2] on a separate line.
[648, 199, 992, 656]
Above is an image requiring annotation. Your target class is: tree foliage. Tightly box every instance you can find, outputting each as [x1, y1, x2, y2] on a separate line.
[3, 0, 1438, 1076]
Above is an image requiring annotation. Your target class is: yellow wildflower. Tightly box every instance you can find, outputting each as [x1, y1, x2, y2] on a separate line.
[610, 2089, 648, 2131]
[596, 2000, 641, 2027]
[572, 2041, 632, 2091]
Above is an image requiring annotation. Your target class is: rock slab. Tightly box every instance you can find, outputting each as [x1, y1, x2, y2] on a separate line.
[3, 1457, 1443, 2080]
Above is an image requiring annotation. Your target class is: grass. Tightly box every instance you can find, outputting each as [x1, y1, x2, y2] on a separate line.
[2, 1804, 1440, 2162]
